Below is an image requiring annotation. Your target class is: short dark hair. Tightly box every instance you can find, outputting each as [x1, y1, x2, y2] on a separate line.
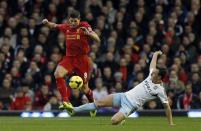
[68, 10, 80, 19]
[156, 66, 167, 79]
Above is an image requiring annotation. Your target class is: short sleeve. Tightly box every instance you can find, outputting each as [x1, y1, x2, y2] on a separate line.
[56, 24, 67, 33]
[81, 22, 92, 32]
[158, 88, 168, 104]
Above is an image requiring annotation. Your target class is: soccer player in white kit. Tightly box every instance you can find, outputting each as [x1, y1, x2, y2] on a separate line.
[65, 51, 174, 125]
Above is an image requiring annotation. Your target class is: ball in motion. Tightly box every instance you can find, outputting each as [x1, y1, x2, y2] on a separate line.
[69, 76, 83, 89]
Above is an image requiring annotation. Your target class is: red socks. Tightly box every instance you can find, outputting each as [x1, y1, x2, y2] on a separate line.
[56, 77, 69, 102]
[56, 77, 93, 103]
[85, 89, 94, 102]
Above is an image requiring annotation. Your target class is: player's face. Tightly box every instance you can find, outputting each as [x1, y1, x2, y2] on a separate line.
[151, 69, 160, 81]
[68, 18, 80, 28]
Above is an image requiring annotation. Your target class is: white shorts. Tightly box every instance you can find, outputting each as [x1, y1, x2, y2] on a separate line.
[112, 93, 137, 117]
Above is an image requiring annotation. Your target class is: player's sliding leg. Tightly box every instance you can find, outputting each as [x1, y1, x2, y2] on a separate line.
[111, 112, 126, 125]
[66, 94, 114, 115]
[54, 65, 72, 110]
[64, 102, 96, 115]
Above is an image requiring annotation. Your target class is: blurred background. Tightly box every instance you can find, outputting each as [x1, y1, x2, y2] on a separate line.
[0, 0, 200, 115]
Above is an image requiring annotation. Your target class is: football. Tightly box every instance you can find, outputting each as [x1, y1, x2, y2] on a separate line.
[69, 75, 83, 89]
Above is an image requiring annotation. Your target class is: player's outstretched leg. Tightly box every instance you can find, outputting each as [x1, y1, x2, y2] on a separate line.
[65, 103, 97, 116]
[54, 66, 72, 110]
[66, 94, 114, 116]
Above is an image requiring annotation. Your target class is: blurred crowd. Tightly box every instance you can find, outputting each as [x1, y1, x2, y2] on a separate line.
[0, 0, 201, 111]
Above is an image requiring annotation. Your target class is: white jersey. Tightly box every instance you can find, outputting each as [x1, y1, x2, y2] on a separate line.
[125, 69, 168, 108]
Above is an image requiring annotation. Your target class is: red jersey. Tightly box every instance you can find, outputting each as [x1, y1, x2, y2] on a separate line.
[56, 22, 91, 56]
[10, 96, 31, 110]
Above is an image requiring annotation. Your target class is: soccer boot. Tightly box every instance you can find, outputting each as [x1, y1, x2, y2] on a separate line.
[59, 102, 72, 110]
[59, 101, 68, 110]
[90, 110, 97, 117]
[62, 102, 74, 115]
[89, 99, 97, 117]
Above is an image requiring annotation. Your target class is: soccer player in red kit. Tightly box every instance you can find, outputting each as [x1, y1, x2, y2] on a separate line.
[42, 10, 100, 116]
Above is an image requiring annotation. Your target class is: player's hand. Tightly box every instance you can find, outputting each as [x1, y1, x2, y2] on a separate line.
[154, 50, 162, 55]
[80, 27, 91, 35]
[42, 19, 49, 25]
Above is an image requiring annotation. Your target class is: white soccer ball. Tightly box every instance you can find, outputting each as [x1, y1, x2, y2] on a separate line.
[69, 76, 83, 89]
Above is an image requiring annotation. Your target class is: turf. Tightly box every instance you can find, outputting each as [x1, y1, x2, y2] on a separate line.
[0, 116, 200, 131]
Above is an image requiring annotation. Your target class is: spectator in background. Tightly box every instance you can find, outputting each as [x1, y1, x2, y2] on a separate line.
[43, 73, 56, 90]
[106, 0, 117, 25]
[26, 61, 42, 85]
[182, 35, 197, 62]
[190, 63, 200, 73]
[32, 53, 46, 69]
[191, 72, 201, 95]
[0, 27, 16, 48]
[43, 96, 59, 111]
[177, 82, 198, 110]
[10, 67, 21, 88]
[165, 70, 185, 95]
[119, 58, 128, 82]
[18, 37, 32, 59]
[17, 27, 29, 45]
[45, 61, 56, 75]
[102, 66, 115, 90]
[93, 78, 108, 101]
[21, 84, 34, 101]
[114, 82, 123, 93]
[56, 32, 66, 55]
[69, 89, 85, 107]
[14, 49, 29, 77]
[88, 52, 101, 90]
[100, 51, 118, 73]
[33, 85, 51, 110]
[10, 88, 32, 110]
[0, 78, 15, 109]
[22, 73, 36, 89]
[0, 40, 14, 69]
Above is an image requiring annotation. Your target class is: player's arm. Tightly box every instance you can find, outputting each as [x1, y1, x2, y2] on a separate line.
[158, 88, 175, 126]
[149, 51, 162, 70]
[80, 27, 101, 43]
[88, 31, 101, 43]
[42, 19, 57, 29]
[163, 103, 175, 126]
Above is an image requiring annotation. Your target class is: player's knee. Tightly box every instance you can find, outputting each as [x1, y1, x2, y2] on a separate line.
[95, 100, 104, 108]
[82, 84, 89, 92]
[111, 117, 120, 125]
[54, 70, 63, 78]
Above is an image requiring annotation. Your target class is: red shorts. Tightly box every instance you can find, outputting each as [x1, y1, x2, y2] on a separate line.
[58, 55, 91, 83]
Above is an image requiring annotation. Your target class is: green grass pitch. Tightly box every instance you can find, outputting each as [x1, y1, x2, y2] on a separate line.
[0, 116, 201, 131]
